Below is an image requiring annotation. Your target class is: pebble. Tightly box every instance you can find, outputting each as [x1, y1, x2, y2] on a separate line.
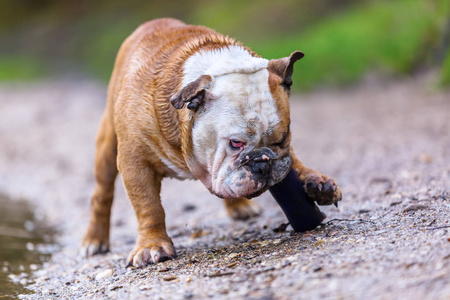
[315, 239, 326, 246]
[162, 275, 178, 281]
[282, 259, 291, 267]
[95, 269, 114, 280]
[26, 242, 35, 251]
[403, 204, 428, 213]
[417, 153, 433, 164]
[108, 284, 122, 291]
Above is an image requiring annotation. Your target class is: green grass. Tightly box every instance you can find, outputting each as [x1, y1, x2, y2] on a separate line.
[440, 50, 450, 86]
[247, 0, 448, 90]
[0, 56, 46, 81]
[62, 0, 450, 89]
[1, 0, 448, 89]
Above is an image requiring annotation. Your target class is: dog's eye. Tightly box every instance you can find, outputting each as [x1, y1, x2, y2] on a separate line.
[230, 140, 244, 150]
[273, 134, 288, 148]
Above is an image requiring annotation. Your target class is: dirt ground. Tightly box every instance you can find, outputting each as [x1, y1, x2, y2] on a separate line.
[0, 75, 449, 299]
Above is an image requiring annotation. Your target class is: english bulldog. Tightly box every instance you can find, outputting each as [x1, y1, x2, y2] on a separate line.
[81, 18, 342, 267]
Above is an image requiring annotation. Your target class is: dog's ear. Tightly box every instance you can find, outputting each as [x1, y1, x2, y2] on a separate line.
[170, 75, 213, 112]
[268, 51, 304, 88]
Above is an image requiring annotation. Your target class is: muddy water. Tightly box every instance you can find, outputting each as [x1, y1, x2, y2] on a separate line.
[0, 195, 55, 299]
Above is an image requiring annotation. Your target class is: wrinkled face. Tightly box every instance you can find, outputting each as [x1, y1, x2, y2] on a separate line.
[191, 69, 293, 199]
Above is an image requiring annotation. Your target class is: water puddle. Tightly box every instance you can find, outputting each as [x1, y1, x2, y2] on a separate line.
[0, 195, 56, 299]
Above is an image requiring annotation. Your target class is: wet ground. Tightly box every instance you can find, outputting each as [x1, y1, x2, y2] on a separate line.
[0, 195, 55, 299]
[0, 76, 449, 299]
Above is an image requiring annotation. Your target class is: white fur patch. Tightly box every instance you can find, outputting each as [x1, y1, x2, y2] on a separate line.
[160, 157, 196, 180]
[182, 45, 269, 87]
[182, 45, 279, 133]
[184, 46, 282, 194]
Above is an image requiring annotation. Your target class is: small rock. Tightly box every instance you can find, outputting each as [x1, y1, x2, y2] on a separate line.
[190, 230, 207, 239]
[24, 221, 35, 231]
[70, 286, 79, 292]
[313, 266, 323, 272]
[108, 284, 122, 291]
[162, 275, 178, 281]
[158, 267, 170, 272]
[95, 269, 113, 280]
[403, 204, 428, 213]
[26, 242, 35, 251]
[417, 153, 433, 164]
[273, 223, 289, 232]
[315, 239, 326, 246]
[282, 259, 291, 267]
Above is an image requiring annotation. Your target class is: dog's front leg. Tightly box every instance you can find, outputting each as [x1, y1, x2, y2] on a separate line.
[290, 147, 342, 206]
[118, 154, 176, 267]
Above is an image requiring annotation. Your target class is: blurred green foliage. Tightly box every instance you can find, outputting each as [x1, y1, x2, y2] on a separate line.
[0, 56, 46, 81]
[250, 0, 450, 89]
[441, 51, 450, 86]
[0, 0, 449, 89]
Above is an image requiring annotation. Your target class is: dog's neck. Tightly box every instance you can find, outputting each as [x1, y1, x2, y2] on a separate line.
[182, 45, 269, 87]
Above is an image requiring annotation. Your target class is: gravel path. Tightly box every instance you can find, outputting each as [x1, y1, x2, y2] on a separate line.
[0, 77, 449, 299]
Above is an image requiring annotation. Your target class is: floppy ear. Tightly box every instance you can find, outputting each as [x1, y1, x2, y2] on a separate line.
[268, 51, 304, 87]
[170, 75, 213, 112]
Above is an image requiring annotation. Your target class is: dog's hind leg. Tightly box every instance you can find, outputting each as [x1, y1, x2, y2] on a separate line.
[81, 108, 118, 257]
[224, 198, 261, 221]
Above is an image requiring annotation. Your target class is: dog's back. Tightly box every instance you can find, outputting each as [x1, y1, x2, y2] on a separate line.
[106, 18, 243, 178]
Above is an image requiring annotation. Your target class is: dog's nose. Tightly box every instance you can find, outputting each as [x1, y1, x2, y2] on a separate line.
[251, 154, 271, 176]
[252, 161, 270, 175]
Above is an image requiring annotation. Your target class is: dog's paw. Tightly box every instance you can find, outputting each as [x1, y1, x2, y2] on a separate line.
[304, 174, 342, 206]
[126, 238, 176, 268]
[224, 198, 262, 221]
[80, 226, 110, 257]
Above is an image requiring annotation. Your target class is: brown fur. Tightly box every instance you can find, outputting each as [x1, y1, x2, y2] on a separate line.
[81, 18, 341, 266]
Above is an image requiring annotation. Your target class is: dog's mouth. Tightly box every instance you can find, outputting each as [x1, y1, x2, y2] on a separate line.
[213, 183, 268, 200]
[211, 150, 292, 200]
[244, 186, 269, 199]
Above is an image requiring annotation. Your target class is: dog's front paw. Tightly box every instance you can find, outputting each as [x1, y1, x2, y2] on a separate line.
[304, 174, 342, 206]
[224, 198, 262, 220]
[126, 237, 176, 268]
[80, 223, 110, 257]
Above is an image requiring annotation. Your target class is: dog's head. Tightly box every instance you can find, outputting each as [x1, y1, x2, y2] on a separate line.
[171, 50, 304, 199]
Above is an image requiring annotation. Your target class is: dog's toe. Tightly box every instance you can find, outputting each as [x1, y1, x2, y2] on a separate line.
[80, 239, 109, 258]
[305, 176, 342, 206]
[126, 239, 176, 268]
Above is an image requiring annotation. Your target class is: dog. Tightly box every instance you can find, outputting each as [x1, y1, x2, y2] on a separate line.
[81, 18, 341, 267]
